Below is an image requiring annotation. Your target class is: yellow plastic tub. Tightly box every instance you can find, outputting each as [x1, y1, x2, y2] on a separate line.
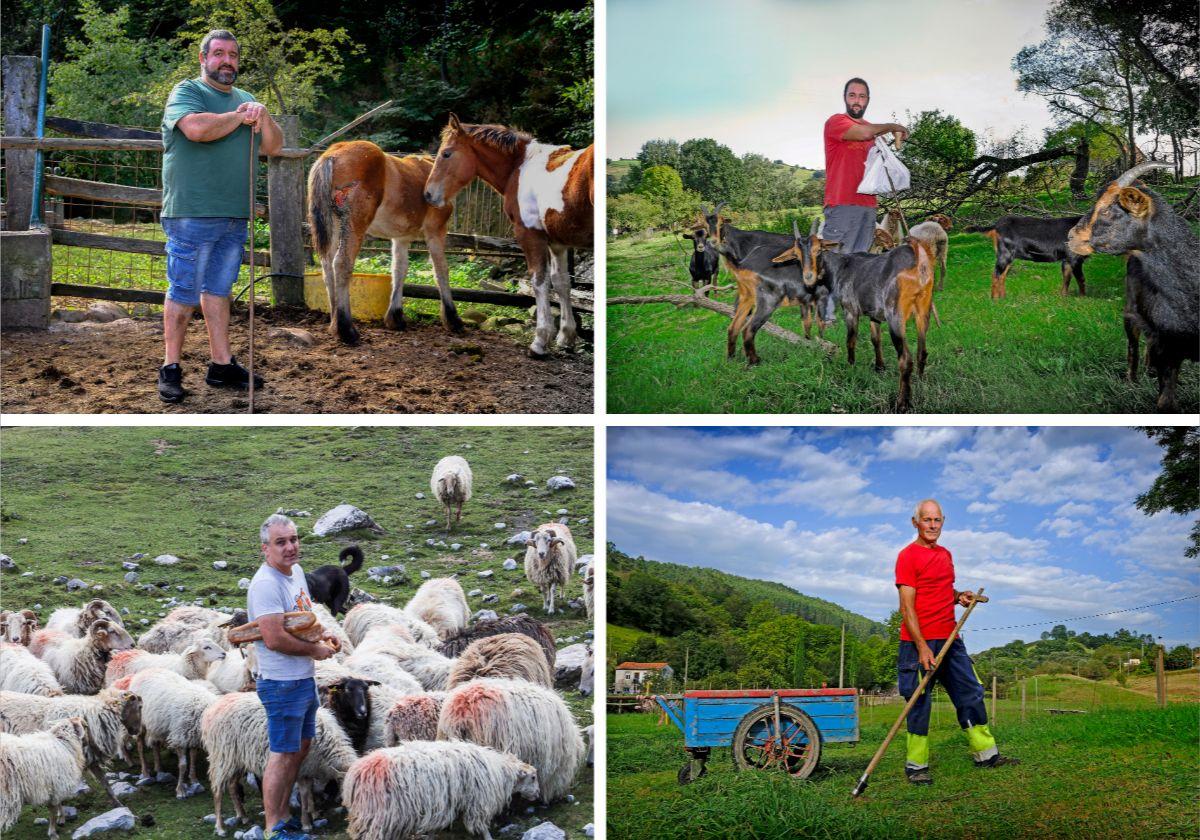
[303, 272, 392, 320]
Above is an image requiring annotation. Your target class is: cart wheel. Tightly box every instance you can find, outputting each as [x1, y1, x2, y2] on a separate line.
[730, 702, 821, 779]
[677, 754, 709, 785]
[678, 762, 694, 785]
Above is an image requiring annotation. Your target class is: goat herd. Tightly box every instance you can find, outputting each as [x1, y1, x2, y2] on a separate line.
[0, 467, 596, 839]
[684, 161, 1198, 412]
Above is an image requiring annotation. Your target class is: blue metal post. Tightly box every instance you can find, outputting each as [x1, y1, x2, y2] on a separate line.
[29, 23, 50, 226]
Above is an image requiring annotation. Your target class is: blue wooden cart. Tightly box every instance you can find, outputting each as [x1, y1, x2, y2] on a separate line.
[655, 688, 859, 783]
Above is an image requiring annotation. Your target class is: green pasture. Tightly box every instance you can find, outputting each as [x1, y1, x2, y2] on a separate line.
[608, 694, 1198, 839]
[0, 426, 595, 839]
[606, 231, 1200, 414]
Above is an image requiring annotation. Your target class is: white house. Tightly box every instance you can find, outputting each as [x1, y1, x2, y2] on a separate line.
[613, 661, 673, 694]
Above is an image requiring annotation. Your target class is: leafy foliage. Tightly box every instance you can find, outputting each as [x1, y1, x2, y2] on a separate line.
[1135, 426, 1200, 557]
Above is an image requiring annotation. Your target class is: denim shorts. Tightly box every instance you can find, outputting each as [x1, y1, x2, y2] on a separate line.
[161, 217, 247, 306]
[256, 677, 318, 753]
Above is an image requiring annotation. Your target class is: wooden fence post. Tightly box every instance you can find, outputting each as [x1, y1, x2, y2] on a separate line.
[2, 56, 38, 231]
[1156, 645, 1166, 708]
[1021, 679, 1026, 724]
[991, 675, 997, 723]
[267, 114, 305, 306]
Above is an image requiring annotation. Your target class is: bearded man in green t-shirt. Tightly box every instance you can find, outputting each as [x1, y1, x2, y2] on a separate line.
[157, 29, 283, 403]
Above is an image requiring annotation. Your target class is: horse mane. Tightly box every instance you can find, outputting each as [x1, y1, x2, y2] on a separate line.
[444, 122, 532, 153]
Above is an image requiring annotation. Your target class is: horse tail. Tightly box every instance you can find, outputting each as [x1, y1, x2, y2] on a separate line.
[308, 154, 336, 255]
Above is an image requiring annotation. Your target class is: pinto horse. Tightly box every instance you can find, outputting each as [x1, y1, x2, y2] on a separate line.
[424, 115, 593, 358]
[307, 140, 464, 344]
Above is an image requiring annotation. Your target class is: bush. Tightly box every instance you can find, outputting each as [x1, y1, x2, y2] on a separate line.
[608, 193, 661, 235]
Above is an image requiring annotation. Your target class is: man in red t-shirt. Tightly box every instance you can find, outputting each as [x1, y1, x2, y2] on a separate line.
[894, 499, 1019, 785]
[822, 78, 908, 254]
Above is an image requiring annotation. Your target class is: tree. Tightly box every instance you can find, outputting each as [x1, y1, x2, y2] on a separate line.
[678, 138, 746, 206]
[607, 193, 658, 235]
[1135, 427, 1200, 557]
[636, 165, 701, 228]
[637, 138, 681, 171]
[900, 110, 977, 184]
[1165, 644, 1194, 670]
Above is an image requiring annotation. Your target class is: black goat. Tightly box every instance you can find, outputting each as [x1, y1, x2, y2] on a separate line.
[1068, 161, 1198, 412]
[965, 215, 1088, 298]
[681, 226, 720, 297]
[318, 676, 380, 754]
[437, 612, 556, 670]
[773, 230, 935, 412]
[305, 545, 363, 616]
[702, 208, 835, 362]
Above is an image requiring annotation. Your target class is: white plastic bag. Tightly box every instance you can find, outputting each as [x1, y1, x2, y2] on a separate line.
[857, 136, 910, 195]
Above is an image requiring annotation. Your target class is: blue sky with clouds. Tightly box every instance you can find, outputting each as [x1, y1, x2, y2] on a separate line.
[608, 0, 1057, 165]
[607, 427, 1199, 650]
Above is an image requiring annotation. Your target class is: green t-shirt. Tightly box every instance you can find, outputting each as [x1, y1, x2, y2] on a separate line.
[160, 77, 259, 218]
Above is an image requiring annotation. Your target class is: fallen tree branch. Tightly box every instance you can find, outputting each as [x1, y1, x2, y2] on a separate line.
[608, 293, 838, 354]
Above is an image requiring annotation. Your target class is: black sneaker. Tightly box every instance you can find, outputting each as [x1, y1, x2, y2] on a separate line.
[905, 766, 933, 785]
[205, 356, 264, 389]
[157, 363, 185, 403]
[974, 754, 1020, 769]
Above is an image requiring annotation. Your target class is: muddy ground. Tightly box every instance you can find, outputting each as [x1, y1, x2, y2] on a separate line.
[0, 305, 593, 414]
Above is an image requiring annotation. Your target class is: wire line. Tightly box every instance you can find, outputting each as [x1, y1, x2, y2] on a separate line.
[966, 594, 1200, 632]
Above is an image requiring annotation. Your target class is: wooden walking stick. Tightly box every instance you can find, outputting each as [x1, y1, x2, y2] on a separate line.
[247, 127, 257, 414]
[851, 587, 988, 797]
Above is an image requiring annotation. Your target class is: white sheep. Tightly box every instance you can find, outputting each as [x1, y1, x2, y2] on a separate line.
[0, 717, 88, 839]
[138, 606, 233, 654]
[404, 577, 470, 640]
[447, 633, 553, 688]
[104, 638, 226, 686]
[383, 693, 446, 745]
[350, 627, 452, 691]
[431, 455, 473, 532]
[342, 740, 539, 840]
[33, 619, 135, 694]
[0, 688, 142, 807]
[310, 603, 355, 656]
[43, 599, 124, 640]
[524, 523, 576, 614]
[583, 559, 594, 619]
[0, 643, 64, 696]
[200, 691, 357, 835]
[343, 603, 438, 648]
[2, 609, 38, 645]
[127, 668, 217, 798]
[437, 677, 585, 803]
[205, 645, 258, 694]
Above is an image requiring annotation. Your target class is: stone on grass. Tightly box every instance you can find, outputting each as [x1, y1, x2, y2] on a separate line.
[546, 476, 575, 491]
[494, 522, 506, 530]
[122, 561, 138, 571]
[556, 509, 568, 515]
[506, 531, 532, 546]
[522, 822, 565, 840]
[153, 554, 181, 565]
[420, 571, 431, 579]
[482, 594, 499, 604]
[238, 578, 251, 590]
[477, 569, 494, 578]
[553, 643, 590, 689]
[503, 558, 517, 571]
[472, 609, 498, 622]
[109, 781, 138, 797]
[312, 505, 384, 537]
[468, 589, 483, 598]
[67, 578, 87, 592]
[510, 603, 528, 614]
[450, 543, 462, 551]
[71, 807, 135, 838]
[504, 474, 523, 484]
[415, 492, 425, 499]
[212, 561, 228, 571]
[584, 824, 594, 837]
[0, 555, 14, 571]
[123, 572, 138, 584]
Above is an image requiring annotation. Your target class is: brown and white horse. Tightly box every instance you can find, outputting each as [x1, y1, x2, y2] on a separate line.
[424, 115, 593, 358]
[307, 140, 463, 344]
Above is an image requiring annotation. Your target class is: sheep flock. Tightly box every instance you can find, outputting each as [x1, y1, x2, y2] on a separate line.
[0, 453, 595, 839]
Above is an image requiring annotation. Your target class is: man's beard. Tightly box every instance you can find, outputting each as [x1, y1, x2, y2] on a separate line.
[206, 64, 238, 85]
[847, 104, 865, 118]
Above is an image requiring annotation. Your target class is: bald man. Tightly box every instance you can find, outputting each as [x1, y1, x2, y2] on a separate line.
[895, 499, 1018, 785]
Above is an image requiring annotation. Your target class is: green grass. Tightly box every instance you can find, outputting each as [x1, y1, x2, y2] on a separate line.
[608, 700, 1198, 839]
[606, 231, 1200, 414]
[1, 426, 594, 839]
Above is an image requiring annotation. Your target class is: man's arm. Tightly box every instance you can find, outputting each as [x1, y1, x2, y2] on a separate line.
[257, 612, 334, 660]
[176, 111, 247, 143]
[841, 120, 908, 144]
[236, 102, 283, 156]
[898, 584, 936, 672]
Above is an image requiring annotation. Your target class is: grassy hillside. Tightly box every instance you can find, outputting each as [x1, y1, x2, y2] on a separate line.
[607, 229, 1199, 413]
[609, 701, 1198, 839]
[0, 426, 595, 840]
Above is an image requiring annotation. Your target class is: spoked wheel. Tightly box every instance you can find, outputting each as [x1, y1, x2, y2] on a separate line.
[731, 703, 822, 779]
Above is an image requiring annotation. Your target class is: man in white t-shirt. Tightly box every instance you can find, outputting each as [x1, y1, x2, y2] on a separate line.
[246, 514, 336, 840]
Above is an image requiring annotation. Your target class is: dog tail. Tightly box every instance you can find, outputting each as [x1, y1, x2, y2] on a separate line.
[340, 545, 364, 575]
[964, 224, 993, 233]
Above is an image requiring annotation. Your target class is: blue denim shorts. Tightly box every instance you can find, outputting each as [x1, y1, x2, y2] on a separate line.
[161, 217, 247, 306]
[257, 677, 318, 753]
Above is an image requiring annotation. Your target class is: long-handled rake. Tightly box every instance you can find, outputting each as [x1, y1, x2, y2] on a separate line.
[851, 587, 988, 797]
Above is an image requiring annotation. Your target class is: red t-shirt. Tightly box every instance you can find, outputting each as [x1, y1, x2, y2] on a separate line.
[895, 542, 957, 641]
[823, 113, 877, 209]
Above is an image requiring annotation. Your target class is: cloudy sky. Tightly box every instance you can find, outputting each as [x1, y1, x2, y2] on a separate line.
[607, 427, 1199, 650]
[608, 0, 1057, 165]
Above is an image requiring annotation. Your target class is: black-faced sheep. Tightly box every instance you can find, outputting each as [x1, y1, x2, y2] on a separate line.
[33, 619, 135, 694]
[524, 523, 576, 614]
[447, 633, 553, 688]
[437, 613, 557, 669]
[437, 677, 585, 803]
[431, 455, 473, 533]
[342, 740, 539, 840]
[404, 577, 470, 640]
[0, 717, 88, 839]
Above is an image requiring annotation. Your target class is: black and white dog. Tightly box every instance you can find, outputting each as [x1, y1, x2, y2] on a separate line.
[305, 546, 364, 616]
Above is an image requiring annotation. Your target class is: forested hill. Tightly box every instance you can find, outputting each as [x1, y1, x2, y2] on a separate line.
[608, 543, 887, 639]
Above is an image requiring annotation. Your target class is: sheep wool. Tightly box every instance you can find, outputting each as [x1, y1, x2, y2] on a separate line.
[127, 668, 218, 797]
[430, 455, 473, 532]
[342, 740, 538, 840]
[404, 577, 470, 640]
[35, 620, 135, 695]
[0, 717, 88, 838]
[447, 633, 553, 688]
[437, 677, 585, 803]
[104, 638, 225, 686]
[343, 603, 437, 648]
[0, 643, 64, 696]
[383, 692, 446, 745]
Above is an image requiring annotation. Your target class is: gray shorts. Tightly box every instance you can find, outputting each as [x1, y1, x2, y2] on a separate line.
[822, 205, 875, 254]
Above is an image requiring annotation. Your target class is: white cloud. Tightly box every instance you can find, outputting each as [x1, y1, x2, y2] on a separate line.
[1038, 517, 1085, 538]
[1056, 502, 1097, 518]
[967, 501, 1000, 514]
[878, 428, 968, 461]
